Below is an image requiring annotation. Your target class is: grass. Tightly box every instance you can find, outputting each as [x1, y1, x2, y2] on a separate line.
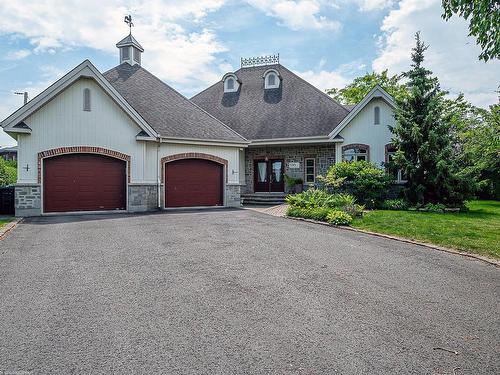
[0, 218, 13, 229]
[352, 200, 500, 259]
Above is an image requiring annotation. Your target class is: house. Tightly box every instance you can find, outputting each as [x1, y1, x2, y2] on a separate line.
[0, 32, 397, 217]
[0, 146, 17, 161]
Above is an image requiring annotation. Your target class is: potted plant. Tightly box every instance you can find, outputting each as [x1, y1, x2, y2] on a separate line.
[285, 175, 304, 194]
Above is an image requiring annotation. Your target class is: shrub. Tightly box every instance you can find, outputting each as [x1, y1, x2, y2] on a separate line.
[318, 161, 393, 207]
[330, 193, 356, 208]
[341, 204, 365, 217]
[423, 203, 447, 212]
[326, 210, 353, 225]
[286, 189, 357, 210]
[286, 206, 331, 221]
[381, 199, 409, 211]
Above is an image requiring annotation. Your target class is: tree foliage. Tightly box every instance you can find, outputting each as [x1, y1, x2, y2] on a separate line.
[326, 70, 408, 105]
[0, 159, 17, 187]
[391, 33, 476, 206]
[442, 0, 500, 61]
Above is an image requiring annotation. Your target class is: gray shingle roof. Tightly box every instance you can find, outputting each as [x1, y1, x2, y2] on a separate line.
[191, 64, 349, 140]
[103, 64, 246, 143]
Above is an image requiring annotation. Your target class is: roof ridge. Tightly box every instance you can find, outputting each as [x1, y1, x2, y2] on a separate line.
[132, 66, 248, 142]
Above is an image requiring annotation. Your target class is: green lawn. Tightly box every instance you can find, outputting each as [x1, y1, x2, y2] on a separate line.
[0, 218, 13, 229]
[352, 200, 500, 259]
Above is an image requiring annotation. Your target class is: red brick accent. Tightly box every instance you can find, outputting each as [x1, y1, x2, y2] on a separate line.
[341, 143, 370, 161]
[161, 153, 228, 183]
[38, 146, 131, 183]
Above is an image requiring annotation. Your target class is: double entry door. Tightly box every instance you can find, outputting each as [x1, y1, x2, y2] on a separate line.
[254, 159, 284, 192]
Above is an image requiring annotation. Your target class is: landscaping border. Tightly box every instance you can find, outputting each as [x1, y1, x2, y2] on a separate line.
[0, 218, 23, 241]
[285, 216, 500, 267]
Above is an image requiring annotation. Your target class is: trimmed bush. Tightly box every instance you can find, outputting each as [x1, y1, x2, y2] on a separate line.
[318, 161, 393, 208]
[381, 199, 409, 211]
[286, 206, 331, 221]
[326, 210, 353, 225]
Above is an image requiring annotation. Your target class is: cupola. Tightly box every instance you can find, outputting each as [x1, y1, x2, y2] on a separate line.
[116, 33, 144, 66]
[116, 15, 143, 66]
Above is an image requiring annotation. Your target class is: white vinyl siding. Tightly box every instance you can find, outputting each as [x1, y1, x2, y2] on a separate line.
[336, 98, 395, 166]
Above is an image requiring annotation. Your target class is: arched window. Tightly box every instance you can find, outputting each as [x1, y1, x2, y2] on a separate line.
[342, 144, 369, 162]
[263, 69, 280, 89]
[223, 73, 239, 93]
[374, 106, 380, 125]
[83, 88, 91, 111]
[227, 77, 234, 90]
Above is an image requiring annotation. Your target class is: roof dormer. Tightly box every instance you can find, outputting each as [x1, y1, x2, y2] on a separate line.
[263, 68, 281, 89]
[223, 73, 240, 93]
[116, 33, 144, 66]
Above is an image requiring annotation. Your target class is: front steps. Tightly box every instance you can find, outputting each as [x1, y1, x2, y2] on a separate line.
[241, 193, 288, 206]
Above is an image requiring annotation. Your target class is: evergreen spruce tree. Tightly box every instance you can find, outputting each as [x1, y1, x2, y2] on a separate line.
[391, 33, 473, 205]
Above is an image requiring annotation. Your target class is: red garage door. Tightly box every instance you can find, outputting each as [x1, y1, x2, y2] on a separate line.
[165, 159, 223, 207]
[43, 154, 126, 213]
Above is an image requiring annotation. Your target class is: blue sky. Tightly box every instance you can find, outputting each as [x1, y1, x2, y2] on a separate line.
[1, 0, 499, 147]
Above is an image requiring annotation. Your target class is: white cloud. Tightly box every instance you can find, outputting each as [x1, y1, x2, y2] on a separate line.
[294, 59, 367, 92]
[372, 0, 500, 108]
[246, 0, 341, 31]
[5, 49, 31, 60]
[355, 0, 394, 12]
[0, 0, 227, 86]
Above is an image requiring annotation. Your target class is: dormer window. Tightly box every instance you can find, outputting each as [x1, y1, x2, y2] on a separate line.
[223, 73, 239, 93]
[263, 69, 280, 89]
[83, 88, 91, 111]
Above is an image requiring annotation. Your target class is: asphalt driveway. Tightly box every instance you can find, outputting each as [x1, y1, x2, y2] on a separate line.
[1, 209, 499, 374]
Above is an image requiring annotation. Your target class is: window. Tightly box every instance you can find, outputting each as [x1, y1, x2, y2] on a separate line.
[133, 48, 141, 63]
[386, 145, 406, 182]
[227, 77, 234, 90]
[83, 88, 91, 111]
[223, 74, 239, 93]
[342, 145, 369, 162]
[305, 158, 315, 184]
[263, 69, 280, 89]
[268, 74, 276, 86]
[121, 47, 129, 60]
[374, 106, 380, 125]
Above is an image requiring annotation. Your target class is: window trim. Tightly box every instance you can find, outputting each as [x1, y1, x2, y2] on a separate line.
[263, 68, 281, 89]
[223, 73, 239, 93]
[83, 88, 91, 112]
[374, 106, 380, 125]
[341, 144, 369, 162]
[304, 158, 316, 184]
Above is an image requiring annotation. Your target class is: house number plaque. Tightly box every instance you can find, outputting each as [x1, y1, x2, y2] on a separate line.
[288, 162, 300, 169]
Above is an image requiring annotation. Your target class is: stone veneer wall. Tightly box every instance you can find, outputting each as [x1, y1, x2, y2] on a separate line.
[128, 184, 158, 212]
[244, 144, 336, 193]
[226, 184, 241, 207]
[15, 184, 41, 217]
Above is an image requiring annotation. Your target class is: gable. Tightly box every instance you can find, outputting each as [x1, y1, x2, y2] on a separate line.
[24, 77, 144, 143]
[1, 60, 157, 139]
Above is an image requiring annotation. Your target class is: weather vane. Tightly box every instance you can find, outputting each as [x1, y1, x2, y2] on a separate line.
[124, 15, 134, 34]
